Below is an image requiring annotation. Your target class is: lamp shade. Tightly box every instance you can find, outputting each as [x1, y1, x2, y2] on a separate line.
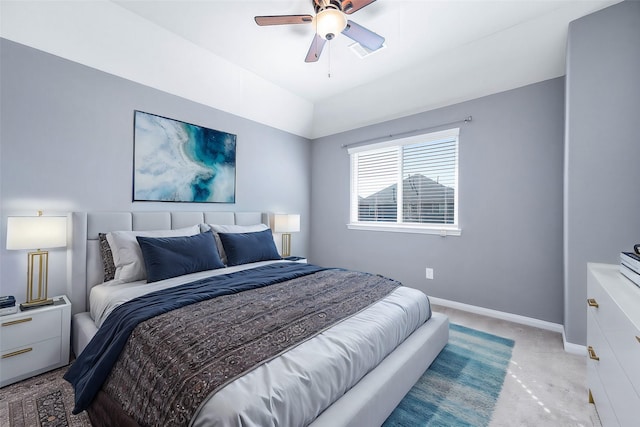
[274, 214, 300, 233]
[6, 216, 67, 250]
[314, 8, 347, 40]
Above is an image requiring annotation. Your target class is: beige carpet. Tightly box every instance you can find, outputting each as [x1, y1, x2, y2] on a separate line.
[432, 305, 602, 427]
[0, 365, 90, 427]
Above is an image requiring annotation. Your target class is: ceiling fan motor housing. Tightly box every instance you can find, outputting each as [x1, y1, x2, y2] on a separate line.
[313, 0, 343, 13]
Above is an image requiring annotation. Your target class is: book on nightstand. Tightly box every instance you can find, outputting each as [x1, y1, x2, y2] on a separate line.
[620, 252, 640, 288]
[0, 295, 17, 316]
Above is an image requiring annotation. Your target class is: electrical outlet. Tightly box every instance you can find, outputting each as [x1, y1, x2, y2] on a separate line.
[425, 268, 434, 280]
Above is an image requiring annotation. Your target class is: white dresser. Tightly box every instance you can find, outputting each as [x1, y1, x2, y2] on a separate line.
[0, 295, 71, 387]
[587, 263, 640, 426]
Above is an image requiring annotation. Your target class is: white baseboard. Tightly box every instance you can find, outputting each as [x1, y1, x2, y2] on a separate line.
[429, 297, 586, 356]
[562, 330, 587, 356]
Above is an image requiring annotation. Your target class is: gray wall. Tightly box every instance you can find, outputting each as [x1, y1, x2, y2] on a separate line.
[564, 0, 640, 345]
[0, 39, 311, 301]
[311, 78, 566, 325]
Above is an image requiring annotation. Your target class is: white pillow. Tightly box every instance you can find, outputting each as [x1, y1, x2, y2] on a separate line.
[106, 225, 200, 283]
[202, 223, 269, 265]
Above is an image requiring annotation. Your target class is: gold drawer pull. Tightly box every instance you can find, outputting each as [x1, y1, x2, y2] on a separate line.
[2, 347, 33, 359]
[587, 299, 599, 308]
[587, 346, 600, 361]
[1, 317, 32, 327]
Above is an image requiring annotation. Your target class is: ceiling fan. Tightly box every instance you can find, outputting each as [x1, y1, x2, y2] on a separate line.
[255, 0, 385, 63]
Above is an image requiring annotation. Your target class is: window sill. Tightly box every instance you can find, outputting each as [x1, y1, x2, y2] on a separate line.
[347, 223, 462, 236]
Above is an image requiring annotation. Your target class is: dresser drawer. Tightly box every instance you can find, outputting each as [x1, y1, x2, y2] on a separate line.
[588, 272, 640, 397]
[0, 309, 62, 350]
[587, 274, 619, 331]
[587, 264, 640, 426]
[588, 361, 618, 426]
[587, 276, 640, 426]
[0, 336, 62, 384]
[588, 311, 620, 426]
[606, 319, 640, 397]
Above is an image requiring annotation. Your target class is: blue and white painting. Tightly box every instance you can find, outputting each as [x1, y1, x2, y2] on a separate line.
[133, 111, 236, 203]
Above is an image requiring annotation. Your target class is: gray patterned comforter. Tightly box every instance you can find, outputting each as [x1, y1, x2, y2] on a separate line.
[101, 269, 400, 426]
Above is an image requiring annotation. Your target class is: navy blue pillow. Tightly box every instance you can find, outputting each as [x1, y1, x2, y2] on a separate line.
[218, 229, 281, 266]
[136, 231, 225, 283]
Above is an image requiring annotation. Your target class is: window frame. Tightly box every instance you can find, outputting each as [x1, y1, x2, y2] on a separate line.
[347, 127, 461, 236]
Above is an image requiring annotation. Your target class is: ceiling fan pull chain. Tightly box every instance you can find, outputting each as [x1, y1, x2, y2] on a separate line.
[328, 41, 332, 78]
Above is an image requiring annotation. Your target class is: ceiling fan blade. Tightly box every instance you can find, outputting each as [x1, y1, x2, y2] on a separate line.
[342, 20, 385, 51]
[305, 34, 327, 63]
[255, 15, 313, 26]
[341, 0, 377, 15]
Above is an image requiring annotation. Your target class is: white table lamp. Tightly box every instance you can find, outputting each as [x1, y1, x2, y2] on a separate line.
[274, 214, 300, 258]
[6, 212, 67, 308]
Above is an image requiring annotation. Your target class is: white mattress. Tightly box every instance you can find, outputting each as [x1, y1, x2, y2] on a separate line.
[82, 262, 435, 426]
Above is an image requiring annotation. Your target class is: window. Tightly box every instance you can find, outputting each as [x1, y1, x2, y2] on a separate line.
[348, 127, 460, 235]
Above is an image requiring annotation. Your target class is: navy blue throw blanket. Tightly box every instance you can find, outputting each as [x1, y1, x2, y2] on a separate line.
[64, 262, 326, 414]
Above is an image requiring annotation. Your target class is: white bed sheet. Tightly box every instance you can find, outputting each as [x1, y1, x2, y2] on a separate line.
[90, 260, 284, 328]
[87, 262, 432, 426]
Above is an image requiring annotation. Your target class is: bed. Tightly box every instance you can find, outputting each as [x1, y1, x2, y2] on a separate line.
[66, 211, 449, 427]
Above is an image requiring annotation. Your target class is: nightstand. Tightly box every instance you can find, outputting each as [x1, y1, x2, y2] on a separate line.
[284, 256, 308, 263]
[0, 295, 71, 387]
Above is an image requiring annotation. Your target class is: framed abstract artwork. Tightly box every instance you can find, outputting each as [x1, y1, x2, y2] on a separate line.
[133, 111, 236, 203]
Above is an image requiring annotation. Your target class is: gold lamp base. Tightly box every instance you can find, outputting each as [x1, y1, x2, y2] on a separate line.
[22, 249, 52, 310]
[281, 233, 292, 258]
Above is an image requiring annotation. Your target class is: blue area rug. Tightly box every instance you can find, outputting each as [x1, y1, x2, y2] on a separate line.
[383, 323, 515, 427]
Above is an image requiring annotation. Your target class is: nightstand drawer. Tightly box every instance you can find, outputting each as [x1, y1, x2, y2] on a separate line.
[1, 309, 62, 350]
[0, 295, 70, 387]
[0, 336, 62, 384]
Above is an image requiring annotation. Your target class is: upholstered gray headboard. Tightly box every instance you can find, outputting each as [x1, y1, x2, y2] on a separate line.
[69, 211, 269, 314]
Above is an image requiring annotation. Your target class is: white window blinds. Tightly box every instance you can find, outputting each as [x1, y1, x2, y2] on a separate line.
[349, 127, 460, 234]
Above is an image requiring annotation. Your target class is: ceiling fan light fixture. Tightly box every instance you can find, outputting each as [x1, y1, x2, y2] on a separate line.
[314, 8, 347, 40]
[255, 0, 382, 62]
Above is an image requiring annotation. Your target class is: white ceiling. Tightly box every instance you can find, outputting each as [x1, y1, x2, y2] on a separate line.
[0, 0, 621, 138]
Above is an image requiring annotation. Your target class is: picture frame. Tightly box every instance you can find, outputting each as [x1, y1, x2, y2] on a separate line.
[133, 111, 236, 203]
